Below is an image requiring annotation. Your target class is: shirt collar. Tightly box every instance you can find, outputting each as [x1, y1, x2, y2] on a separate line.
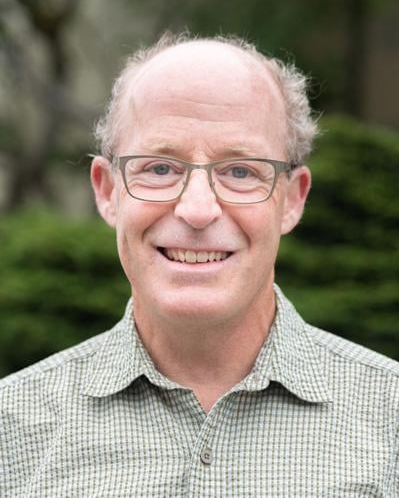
[82, 286, 332, 403]
[241, 285, 332, 403]
[82, 300, 158, 397]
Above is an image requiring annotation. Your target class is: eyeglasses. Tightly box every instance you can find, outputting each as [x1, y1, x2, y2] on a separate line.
[114, 155, 297, 204]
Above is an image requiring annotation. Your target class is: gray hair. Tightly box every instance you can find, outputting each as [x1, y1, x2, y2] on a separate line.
[94, 32, 318, 165]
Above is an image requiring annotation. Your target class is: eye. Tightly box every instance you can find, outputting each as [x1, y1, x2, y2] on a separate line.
[231, 166, 250, 178]
[150, 163, 171, 175]
[221, 164, 257, 179]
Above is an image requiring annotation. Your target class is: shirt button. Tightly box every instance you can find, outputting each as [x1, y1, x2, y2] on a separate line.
[200, 447, 212, 465]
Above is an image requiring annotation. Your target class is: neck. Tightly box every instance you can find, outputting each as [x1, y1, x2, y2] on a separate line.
[132, 286, 276, 413]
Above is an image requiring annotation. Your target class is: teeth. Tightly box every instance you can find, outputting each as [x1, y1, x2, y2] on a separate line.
[197, 251, 208, 263]
[185, 250, 196, 263]
[164, 249, 229, 263]
[178, 249, 185, 262]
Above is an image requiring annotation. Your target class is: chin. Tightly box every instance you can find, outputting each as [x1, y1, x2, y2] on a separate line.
[156, 292, 234, 323]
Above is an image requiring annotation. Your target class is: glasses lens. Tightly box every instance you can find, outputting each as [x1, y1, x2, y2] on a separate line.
[212, 160, 276, 203]
[123, 157, 187, 201]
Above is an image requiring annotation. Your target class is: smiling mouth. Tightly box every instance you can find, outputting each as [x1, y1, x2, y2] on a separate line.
[158, 247, 233, 264]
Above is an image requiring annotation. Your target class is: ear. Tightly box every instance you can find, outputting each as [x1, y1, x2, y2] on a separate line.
[281, 166, 311, 235]
[90, 156, 117, 228]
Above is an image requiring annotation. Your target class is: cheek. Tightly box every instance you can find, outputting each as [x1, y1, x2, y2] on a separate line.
[114, 198, 172, 269]
[231, 199, 284, 248]
[115, 192, 169, 236]
[114, 206, 156, 289]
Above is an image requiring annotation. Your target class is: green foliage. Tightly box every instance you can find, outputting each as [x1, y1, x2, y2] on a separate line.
[0, 212, 129, 377]
[277, 115, 399, 359]
[0, 115, 398, 377]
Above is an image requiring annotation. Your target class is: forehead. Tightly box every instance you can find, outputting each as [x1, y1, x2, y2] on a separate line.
[118, 42, 287, 157]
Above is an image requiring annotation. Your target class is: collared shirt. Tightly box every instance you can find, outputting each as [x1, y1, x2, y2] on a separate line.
[1, 286, 398, 497]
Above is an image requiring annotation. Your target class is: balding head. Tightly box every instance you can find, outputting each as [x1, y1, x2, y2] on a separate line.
[115, 41, 288, 161]
[95, 32, 318, 165]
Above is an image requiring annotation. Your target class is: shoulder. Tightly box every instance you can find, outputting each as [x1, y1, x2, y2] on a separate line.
[308, 324, 399, 378]
[0, 326, 116, 496]
[306, 324, 399, 415]
[0, 329, 111, 395]
[275, 284, 399, 388]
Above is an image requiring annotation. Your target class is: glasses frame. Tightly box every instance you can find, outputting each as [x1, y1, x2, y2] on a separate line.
[114, 154, 298, 204]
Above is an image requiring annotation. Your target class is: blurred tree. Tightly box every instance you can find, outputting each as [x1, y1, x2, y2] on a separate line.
[141, 0, 396, 117]
[344, 0, 394, 117]
[0, 0, 91, 210]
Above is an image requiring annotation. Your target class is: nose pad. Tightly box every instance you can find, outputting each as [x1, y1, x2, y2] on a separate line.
[174, 170, 222, 229]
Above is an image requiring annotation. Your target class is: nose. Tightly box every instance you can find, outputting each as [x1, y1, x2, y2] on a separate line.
[174, 169, 222, 229]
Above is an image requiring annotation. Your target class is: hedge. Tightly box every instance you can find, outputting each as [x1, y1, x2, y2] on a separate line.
[277, 114, 399, 359]
[0, 213, 129, 376]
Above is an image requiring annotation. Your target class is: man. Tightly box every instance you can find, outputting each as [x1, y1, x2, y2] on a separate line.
[1, 32, 398, 497]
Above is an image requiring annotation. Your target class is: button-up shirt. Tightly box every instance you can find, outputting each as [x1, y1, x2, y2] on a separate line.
[1, 286, 398, 497]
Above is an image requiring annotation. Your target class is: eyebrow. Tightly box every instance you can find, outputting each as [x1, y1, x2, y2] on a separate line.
[142, 142, 179, 156]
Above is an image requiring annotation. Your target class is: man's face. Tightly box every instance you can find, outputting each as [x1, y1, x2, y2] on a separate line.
[93, 43, 310, 327]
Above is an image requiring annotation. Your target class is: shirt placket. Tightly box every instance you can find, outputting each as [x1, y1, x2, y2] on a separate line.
[184, 392, 236, 498]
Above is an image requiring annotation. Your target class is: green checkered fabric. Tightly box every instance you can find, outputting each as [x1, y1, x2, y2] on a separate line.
[1, 286, 398, 497]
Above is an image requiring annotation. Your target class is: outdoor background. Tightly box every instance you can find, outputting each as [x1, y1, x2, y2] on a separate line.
[0, 0, 398, 377]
